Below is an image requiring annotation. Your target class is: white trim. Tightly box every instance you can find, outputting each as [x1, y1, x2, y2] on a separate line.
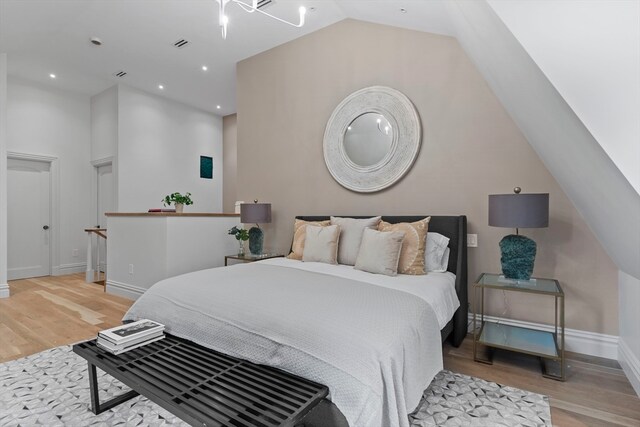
[468, 313, 619, 360]
[6, 151, 60, 278]
[106, 280, 144, 300]
[0, 283, 9, 299]
[619, 338, 640, 397]
[57, 262, 87, 275]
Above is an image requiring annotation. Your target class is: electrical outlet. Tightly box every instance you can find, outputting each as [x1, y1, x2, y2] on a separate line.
[72, 249, 79, 257]
[467, 234, 478, 248]
[129, 264, 134, 275]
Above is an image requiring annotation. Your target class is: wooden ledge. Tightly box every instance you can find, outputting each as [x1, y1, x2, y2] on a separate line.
[105, 212, 240, 217]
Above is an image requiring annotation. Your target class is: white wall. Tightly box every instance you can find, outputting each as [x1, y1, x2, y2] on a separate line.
[6, 77, 92, 275]
[90, 85, 118, 161]
[619, 271, 640, 395]
[117, 85, 223, 213]
[0, 53, 8, 297]
[488, 0, 640, 195]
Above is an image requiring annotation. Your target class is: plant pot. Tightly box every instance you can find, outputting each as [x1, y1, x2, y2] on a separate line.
[238, 240, 245, 256]
[175, 203, 184, 214]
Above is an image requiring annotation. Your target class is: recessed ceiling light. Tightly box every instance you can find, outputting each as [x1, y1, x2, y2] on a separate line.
[158, 84, 164, 90]
[400, 8, 407, 13]
[202, 65, 208, 71]
[216, 105, 221, 109]
[49, 73, 56, 79]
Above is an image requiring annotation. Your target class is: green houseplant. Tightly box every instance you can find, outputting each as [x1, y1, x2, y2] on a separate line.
[162, 192, 193, 213]
[228, 226, 249, 256]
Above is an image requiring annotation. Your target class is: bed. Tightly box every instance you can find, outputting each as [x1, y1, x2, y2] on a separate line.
[124, 215, 468, 427]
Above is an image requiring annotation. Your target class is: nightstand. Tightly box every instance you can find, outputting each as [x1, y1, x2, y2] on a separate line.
[224, 254, 285, 266]
[472, 272, 565, 381]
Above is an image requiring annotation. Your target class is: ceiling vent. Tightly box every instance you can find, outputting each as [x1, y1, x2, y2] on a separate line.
[113, 70, 127, 78]
[173, 38, 190, 49]
[256, 0, 274, 9]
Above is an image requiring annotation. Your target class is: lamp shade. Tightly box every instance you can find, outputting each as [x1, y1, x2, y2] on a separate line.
[488, 193, 549, 228]
[240, 202, 272, 224]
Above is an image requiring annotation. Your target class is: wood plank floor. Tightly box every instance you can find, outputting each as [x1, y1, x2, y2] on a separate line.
[1, 274, 639, 426]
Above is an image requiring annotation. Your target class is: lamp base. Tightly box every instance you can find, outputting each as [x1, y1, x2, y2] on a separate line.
[248, 227, 264, 255]
[499, 234, 537, 280]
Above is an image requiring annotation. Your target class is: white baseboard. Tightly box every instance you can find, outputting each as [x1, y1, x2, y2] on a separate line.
[106, 280, 145, 300]
[0, 283, 9, 298]
[619, 338, 640, 397]
[51, 263, 87, 276]
[468, 313, 619, 360]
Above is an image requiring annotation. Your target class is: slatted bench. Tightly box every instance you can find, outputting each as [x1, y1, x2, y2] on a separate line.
[73, 334, 329, 427]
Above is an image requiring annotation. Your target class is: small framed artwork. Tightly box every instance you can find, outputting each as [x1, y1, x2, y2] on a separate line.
[200, 156, 213, 179]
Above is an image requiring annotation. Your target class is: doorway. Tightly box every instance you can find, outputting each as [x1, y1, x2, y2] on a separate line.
[96, 163, 114, 274]
[7, 158, 51, 280]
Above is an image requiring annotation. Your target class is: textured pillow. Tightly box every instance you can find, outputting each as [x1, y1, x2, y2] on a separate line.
[330, 216, 381, 265]
[355, 229, 405, 276]
[425, 232, 450, 272]
[302, 225, 341, 264]
[378, 217, 430, 275]
[287, 219, 331, 260]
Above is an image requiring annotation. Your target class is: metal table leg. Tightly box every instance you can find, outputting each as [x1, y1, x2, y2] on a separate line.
[87, 362, 140, 415]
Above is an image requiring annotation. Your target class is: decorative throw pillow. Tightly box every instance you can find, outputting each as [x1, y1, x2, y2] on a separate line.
[302, 225, 341, 264]
[354, 229, 405, 276]
[330, 216, 382, 265]
[287, 219, 331, 260]
[378, 217, 430, 275]
[425, 232, 450, 272]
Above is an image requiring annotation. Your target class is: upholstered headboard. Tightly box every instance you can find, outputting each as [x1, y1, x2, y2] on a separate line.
[295, 215, 468, 347]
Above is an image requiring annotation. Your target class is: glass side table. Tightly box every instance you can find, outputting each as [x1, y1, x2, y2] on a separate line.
[472, 273, 566, 381]
[224, 254, 284, 266]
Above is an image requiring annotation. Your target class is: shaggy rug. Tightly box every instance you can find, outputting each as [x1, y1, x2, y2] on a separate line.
[0, 346, 551, 426]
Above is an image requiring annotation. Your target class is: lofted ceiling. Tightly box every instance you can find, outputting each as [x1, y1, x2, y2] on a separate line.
[0, 0, 454, 115]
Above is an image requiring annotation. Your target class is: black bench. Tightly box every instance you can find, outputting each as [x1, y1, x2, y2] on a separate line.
[73, 334, 329, 427]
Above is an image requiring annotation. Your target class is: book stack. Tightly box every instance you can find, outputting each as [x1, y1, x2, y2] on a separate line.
[97, 319, 165, 355]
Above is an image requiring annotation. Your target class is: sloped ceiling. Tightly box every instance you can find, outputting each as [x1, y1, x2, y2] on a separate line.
[446, 0, 640, 279]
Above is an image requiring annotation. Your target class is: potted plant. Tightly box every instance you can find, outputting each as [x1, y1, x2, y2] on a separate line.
[228, 226, 249, 256]
[162, 192, 193, 213]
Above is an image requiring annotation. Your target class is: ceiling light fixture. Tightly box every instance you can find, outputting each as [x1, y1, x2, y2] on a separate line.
[400, 8, 407, 13]
[158, 84, 164, 90]
[49, 73, 56, 79]
[216, 105, 221, 109]
[215, 0, 306, 40]
[202, 65, 208, 71]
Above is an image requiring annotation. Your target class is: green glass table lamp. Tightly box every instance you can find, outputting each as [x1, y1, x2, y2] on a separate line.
[488, 188, 549, 280]
[240, 200, 272, 255]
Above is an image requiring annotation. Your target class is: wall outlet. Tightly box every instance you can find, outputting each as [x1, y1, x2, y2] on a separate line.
[72, 249, 79, 257]
[467, 234, 478, 248]
[129, 264, 134, 275]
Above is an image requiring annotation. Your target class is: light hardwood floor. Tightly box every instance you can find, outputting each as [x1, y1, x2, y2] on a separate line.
[1, 274, 639, 426]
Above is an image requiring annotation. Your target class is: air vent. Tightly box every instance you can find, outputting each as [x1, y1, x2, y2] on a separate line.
[113, 71, 127, 78]
[173, 38, 190, 49]
[256, 0, 274, 9]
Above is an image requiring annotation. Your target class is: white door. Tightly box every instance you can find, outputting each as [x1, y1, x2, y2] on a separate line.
[7, 158, 51, 280]
[97, 164, 114, 272]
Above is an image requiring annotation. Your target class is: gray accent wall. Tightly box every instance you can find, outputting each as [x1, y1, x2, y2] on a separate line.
[234, 19, 619, 335]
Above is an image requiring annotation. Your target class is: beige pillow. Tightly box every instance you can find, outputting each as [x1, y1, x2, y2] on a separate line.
[302, 225, 341, 264]
[287, 219, 331, 260]
[354, 229, 405, 276]
[330, 216, 382, 265]
[378, 217, 430, 275]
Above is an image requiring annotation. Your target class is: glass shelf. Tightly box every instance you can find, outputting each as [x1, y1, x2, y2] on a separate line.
[476, 273, 562, 295]
[478, 321, 559, 359]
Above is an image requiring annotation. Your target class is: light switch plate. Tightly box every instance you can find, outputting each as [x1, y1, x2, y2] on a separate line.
[467, 234, 478, 247]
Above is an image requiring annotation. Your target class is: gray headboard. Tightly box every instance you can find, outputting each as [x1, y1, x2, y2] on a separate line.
[295, 215, 468, 347]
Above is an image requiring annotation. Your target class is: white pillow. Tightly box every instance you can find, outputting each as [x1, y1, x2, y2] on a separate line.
[330, 216, 381, 265]
[354, 229, 405, 276]
[425, 232, 450, 272]
[302, 225, 341, 264]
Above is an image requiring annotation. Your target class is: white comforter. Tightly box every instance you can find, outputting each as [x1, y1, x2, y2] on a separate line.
[124, 259, 459, 427]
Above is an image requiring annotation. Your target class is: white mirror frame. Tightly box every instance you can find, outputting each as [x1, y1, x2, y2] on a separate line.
[323, 86, 421, 193]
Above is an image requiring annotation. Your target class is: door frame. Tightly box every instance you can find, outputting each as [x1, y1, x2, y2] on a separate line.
[90, 156, 117, 227]
[6, 151, 59, 277]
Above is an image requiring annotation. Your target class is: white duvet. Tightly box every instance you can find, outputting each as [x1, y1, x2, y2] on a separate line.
[124, 258, 459, 427]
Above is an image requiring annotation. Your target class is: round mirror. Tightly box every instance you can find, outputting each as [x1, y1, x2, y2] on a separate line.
[343, 113, 393, 167]
[323, 86, 421, 193]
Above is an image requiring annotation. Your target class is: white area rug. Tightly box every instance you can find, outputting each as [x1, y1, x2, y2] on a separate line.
[0, 346, 551, 426]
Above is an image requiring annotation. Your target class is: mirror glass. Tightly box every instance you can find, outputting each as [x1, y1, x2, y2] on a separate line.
[343, 113, 393, 167]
